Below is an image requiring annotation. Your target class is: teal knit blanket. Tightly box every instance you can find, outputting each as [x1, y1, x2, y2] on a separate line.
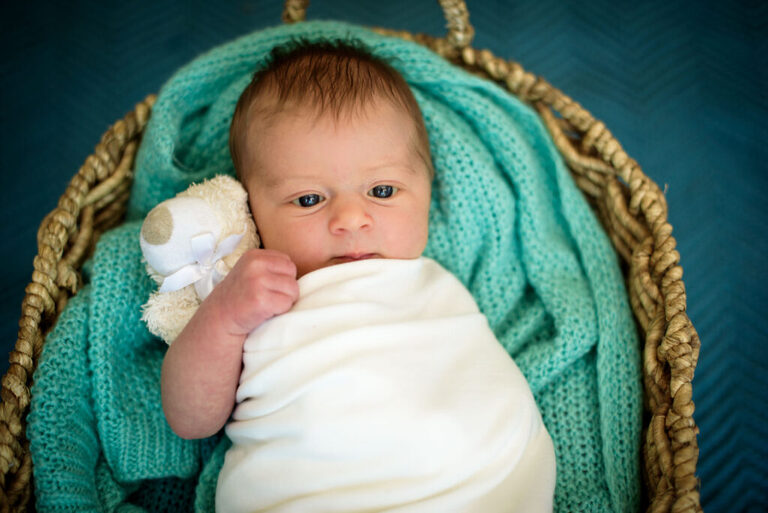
[28, 20, 641, 512]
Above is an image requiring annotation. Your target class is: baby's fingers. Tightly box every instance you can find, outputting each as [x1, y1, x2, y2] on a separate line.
[262, 288, 299, 317]
[223, 271, 298, 334]
[259, 271, 300, 305]
[254, 249, 297, 278]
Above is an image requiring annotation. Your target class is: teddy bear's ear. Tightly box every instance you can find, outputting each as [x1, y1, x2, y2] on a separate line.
[141, 205, 174, 247]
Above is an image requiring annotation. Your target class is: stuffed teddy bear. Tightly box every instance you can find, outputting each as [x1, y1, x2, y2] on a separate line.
[139, 174, 259, 344]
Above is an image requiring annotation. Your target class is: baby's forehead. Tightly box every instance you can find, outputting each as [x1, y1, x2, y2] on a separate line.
[246, 94, 415, 131]
[238, 93, 433, 182]
[242, 97, 423, 159]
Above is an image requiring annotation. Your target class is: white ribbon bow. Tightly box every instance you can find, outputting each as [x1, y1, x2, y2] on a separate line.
[159, 229, 245, 299]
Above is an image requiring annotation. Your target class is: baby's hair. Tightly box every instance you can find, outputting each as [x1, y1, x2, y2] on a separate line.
[229, 38, 433, 178]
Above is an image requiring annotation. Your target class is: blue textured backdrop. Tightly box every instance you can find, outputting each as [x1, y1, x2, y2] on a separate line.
[1, 1, 766, 511]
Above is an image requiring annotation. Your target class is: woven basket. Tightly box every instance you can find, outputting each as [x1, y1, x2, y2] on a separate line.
[0, 1, 701, 511]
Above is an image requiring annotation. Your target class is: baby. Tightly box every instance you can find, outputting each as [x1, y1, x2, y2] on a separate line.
[160, 39, 556, 512]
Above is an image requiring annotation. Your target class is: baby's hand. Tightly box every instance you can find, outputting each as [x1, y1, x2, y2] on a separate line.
[208, 249, 299, 336]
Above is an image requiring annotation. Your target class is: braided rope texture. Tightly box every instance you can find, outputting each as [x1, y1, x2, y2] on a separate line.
[0, 95, 154, 513]
[445, 41, 702, 513]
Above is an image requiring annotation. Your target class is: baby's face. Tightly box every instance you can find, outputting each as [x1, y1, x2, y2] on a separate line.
[241, 100, 432, 278]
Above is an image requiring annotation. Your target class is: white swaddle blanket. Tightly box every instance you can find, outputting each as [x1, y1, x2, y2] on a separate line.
[217, 257, 556, 512]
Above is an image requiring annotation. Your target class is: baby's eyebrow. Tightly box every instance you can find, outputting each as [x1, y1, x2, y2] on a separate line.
[363, 160, 420, 174]
[257, 173, 321, 189]
[261, 174, 286, 187]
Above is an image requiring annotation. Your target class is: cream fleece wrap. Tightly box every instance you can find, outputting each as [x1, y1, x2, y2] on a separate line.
[217, 257, 555, 512]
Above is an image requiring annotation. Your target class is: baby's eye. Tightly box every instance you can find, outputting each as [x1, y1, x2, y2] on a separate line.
[368, 185, 398, 199]
[292, 194, 325, 208]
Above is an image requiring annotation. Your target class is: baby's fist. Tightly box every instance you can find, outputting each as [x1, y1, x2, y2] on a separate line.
[209, 249, 299, 335]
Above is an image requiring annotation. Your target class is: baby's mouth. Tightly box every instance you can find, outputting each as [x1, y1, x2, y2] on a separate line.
[331, 253, 379, 264]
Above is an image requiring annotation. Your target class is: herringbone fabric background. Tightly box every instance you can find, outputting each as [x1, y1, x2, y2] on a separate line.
[1, 1, 765, 511]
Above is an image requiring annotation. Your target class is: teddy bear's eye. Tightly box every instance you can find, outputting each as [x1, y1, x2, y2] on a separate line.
[292, 194, 324, 208]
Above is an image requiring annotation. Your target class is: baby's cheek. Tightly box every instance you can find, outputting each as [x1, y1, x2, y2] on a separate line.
[412, 222, 430, 257]
[288, 227, 329, 276]
[391, 213, 429, 258]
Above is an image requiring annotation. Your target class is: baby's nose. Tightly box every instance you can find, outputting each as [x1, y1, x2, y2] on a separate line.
[328, 196, 372, 234]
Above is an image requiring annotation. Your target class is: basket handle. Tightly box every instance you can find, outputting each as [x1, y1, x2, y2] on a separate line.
[282, 0, 475, 50]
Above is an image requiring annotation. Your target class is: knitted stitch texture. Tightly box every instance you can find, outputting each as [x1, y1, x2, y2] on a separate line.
[28, 20, 641, 512]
